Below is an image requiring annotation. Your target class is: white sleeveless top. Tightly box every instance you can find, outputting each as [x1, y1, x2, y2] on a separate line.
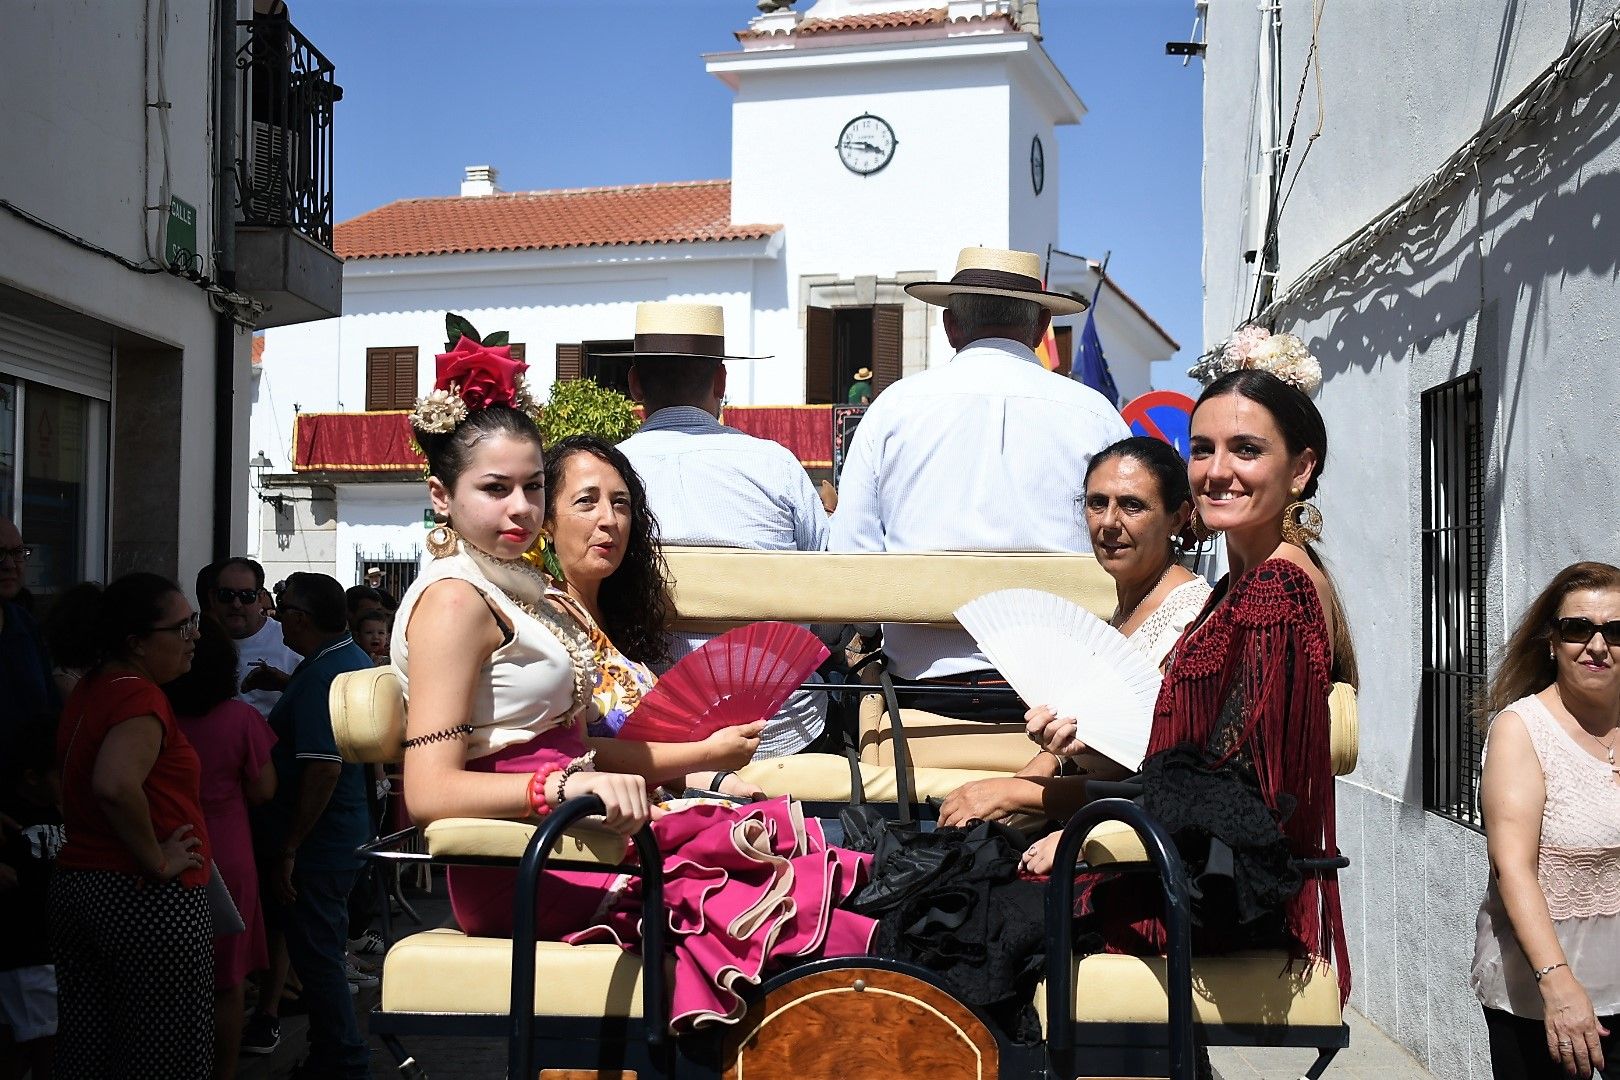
[1127, 576, 1213, 669]
[1471, 693, 1620, 1017]
[392, 540, 596, 760]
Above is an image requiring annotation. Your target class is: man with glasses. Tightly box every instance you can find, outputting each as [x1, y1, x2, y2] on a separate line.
[0, 515, 56, 733]
[198, 557, 299, 718]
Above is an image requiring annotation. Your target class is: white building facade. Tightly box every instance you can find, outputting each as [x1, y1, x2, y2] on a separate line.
[1198, 1, 1620, 1073]
[1, 1, 341, 601]
[252, 0, 1179, 587]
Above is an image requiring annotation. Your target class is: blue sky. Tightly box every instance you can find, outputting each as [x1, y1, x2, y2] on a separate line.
[297, 0, 1204, 368]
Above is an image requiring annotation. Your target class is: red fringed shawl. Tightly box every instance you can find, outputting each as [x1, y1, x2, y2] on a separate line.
[1098, 558, 1351, 1003]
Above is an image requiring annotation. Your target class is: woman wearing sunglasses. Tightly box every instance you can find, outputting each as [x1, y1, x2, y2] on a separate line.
[1472, 561, 1620, 1080]
[51, 573, 216, 1078]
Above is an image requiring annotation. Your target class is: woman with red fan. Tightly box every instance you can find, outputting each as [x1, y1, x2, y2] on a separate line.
[535, 435, 785, 799]
[390, 338, 874, 1032]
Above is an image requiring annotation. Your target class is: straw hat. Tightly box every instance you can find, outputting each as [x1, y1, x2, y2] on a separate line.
[630, 302, 768, 361]
[852, 367, 873, 381]
[905, 247, 1087, 315]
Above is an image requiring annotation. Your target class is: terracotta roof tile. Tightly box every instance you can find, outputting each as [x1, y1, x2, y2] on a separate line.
[737, 7, 1013, 41]
[334, 180, 780, 260]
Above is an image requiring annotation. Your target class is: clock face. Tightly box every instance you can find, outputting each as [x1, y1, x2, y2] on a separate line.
[837, 114, 897, 176]
[1031, 135, 1046, 195]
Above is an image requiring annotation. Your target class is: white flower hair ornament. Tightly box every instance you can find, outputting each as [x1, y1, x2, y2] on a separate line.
[1189, 325, 1323, 398]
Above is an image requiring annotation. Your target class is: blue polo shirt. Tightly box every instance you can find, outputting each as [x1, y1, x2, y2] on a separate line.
[263, 635, 373, 872]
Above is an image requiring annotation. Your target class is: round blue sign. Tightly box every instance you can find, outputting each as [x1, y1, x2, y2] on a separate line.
[1120, 391, 1197, 461]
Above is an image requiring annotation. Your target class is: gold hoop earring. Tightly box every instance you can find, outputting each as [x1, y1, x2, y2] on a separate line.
[426, 523, 459, 559]
[1190, 508, 1218, 543]
[1282, 499, 1323, 546]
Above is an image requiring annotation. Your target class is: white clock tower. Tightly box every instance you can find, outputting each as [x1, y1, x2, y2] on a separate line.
[705, 0, 1085, 405]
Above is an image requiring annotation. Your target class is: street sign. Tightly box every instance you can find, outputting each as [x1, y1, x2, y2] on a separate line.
[1120, 390, 1197, 460]
[165, 196, 198, 271]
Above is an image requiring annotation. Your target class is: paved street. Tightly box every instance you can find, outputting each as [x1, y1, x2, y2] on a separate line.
[1209, 1009, 1437, 1080]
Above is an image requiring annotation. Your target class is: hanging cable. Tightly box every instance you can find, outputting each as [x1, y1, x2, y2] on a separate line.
[1256, 1, 1620, 324]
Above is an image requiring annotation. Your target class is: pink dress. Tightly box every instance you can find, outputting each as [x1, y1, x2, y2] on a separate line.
[177, 699, 277, 990]
[394, 543, 875, 1032]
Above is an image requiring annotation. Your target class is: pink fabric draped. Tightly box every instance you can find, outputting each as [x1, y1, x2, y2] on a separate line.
[446, 732, 876, 1030]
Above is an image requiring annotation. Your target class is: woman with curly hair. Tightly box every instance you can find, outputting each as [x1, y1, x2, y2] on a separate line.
[539, 435, 764, 797]
[392, 342, 873, 1031]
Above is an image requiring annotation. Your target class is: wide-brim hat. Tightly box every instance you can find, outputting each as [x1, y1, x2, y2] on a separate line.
[905, 247, 1087, 315]
[630, 302, 768, 361]
[852, 367, 873, 381]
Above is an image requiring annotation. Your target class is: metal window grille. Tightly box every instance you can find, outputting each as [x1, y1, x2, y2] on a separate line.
[1420, 372, 1487, 829]
[355, 546, 420, 606]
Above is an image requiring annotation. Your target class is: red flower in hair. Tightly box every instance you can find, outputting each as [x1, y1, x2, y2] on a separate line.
[435, 336, 528, 411]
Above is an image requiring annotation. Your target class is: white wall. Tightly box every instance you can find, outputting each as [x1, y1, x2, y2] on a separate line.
[0, 0, 253, 579]
[1200, 1, 1620, 1072]
[335, 484, 429, 588]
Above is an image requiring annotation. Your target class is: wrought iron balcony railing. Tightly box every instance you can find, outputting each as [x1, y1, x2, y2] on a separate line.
[236, 14, 342, 249]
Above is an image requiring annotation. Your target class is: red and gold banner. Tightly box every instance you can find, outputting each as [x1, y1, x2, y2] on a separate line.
[293, 411, 425, 472]
[721, 405, 833, 467]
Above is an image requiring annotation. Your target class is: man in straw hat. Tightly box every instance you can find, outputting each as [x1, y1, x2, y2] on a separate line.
[619, 302, 831, 758]
[830, 246, 1130, 689]
[847, 367, 873, 405]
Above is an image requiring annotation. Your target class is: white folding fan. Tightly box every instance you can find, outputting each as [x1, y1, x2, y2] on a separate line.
[953, 588, 1162, 771]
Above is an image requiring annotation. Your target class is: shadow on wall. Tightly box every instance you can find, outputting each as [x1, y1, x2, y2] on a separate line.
[1277, 57, 1620, 806]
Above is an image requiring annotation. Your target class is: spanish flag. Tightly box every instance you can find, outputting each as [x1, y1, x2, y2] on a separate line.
[1034, 275, 1061, 370]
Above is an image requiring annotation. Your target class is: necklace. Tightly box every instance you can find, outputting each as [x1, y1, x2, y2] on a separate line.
[1111, 563, 1175, 630]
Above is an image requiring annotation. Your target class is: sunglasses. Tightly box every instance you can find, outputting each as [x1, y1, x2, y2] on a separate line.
[214, 587, 262, 606]
[0, 545, 32, 564]
[1552, 617, 1620, 647]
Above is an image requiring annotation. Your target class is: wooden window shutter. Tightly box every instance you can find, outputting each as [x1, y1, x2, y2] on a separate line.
[508, 343, 525, 362]
[365, 347, 416, 411]
[555, 343, 583, 384]
[389, 347, 418, 410]
[871, 304, 903, 396]
[804, 306, 835, 404]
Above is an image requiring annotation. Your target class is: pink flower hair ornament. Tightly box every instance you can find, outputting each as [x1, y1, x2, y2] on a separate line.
[409, 336, 544, 434]
[1189, 324, 1323, 398]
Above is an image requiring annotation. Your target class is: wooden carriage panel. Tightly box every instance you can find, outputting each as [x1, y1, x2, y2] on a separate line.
[721, 967, 998, 1080]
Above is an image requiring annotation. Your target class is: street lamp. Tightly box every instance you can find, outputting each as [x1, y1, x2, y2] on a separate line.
[248, 450, 284, 512]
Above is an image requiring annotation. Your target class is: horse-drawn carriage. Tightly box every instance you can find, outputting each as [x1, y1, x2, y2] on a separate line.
[331, 549, 1358, 1079]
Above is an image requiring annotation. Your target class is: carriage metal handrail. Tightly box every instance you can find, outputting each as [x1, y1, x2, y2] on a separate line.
[508, 796, 668, 1079]
[1044, 798, 1197, 1080]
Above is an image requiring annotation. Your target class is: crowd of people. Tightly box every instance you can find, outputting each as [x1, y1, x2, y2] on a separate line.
[0, 245, 1614, 1079]
[0, 544, 400, 1079]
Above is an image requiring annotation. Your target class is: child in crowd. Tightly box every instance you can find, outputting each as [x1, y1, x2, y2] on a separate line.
[354, 610, 391, 667]
[0, 724, 64, 1079]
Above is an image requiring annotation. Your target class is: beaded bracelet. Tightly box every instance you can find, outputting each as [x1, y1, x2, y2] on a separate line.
[528, 762, 566, 818]
[557, 750, 597, 803]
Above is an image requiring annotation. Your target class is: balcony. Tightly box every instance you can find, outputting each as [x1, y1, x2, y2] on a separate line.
[233, 13, 344, 328]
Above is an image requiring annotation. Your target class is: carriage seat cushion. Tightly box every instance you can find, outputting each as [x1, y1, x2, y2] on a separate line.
[381, 928, 668, 1016]
[1034, 951, 1342, 1031]
[423, 817, 629, 866]
[736, 754, 1007, 803]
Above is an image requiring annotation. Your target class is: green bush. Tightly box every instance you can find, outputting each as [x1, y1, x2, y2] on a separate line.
[540, 378, 641, 445]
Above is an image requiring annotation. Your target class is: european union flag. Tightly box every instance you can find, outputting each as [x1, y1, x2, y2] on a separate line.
[1076, 309, 1119, 407]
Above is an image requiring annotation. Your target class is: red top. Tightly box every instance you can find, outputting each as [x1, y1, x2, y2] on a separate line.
[57, 671, 212, 888]
[1091, 559, 1350, 1002]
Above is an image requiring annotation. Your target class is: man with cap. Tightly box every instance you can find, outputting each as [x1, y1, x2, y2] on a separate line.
[618, 302, 831, 757]
[829, 246, 1131, 689]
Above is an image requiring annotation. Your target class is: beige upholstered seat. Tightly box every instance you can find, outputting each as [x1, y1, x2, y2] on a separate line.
[734, 754, 1007, 803]
[381, 928, 663, 1017]
[856, 696, 1035, 771]
[1034, 952, 1343, 1030]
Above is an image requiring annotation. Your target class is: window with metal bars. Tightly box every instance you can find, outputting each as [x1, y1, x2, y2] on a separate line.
[1420, 371, 1487, 829]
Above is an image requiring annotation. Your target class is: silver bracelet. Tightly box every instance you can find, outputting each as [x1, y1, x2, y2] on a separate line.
[1532, 962, 1568, 982]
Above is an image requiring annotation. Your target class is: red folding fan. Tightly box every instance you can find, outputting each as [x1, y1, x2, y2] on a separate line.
[615, 622, 829, 743]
